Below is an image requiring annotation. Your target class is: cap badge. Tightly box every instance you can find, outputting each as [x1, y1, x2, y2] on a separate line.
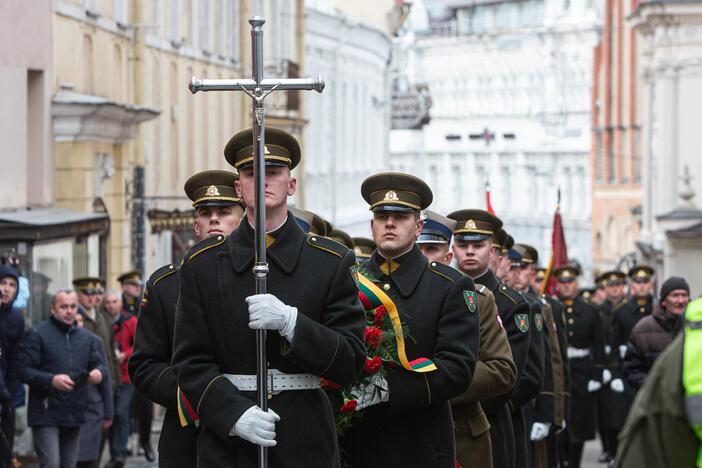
[206, 185, 221, 197]
[383, 190, 399, 201]
[354, 247, 362, 256]
[465, 219, 477, 230]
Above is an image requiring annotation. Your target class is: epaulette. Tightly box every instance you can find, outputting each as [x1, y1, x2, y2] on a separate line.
[149, 263, 177, 287]
[613, 301, 627, 312]
[427, 261, 463, 283]
[307, 234, 347, 258]
[188, 234, 227, 261]
[498, 284, 524, 304]
[476, 284, 491, 296]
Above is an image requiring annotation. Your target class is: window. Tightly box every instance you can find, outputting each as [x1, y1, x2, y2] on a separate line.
[595, 128, 604, 182]
[200, 0, 211, 53]
[114, 0, 128, 25]
[169, 0, 181, 45]
[228, 0, 240, 62]
[621, 128, 629, 183]
[607, 128, 615, 183]
[633, 127, 642, 183]
[82, 34, 94, 93]
[215, 0, 224, 57]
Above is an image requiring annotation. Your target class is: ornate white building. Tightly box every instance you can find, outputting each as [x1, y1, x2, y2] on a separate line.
[390, 0, 600, 275]
[302, 0, 392, 235]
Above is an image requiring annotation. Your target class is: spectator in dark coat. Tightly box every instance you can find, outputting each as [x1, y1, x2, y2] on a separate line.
[0, 264, 25, 466]
[624, 276, 690, 390]
[17, 289, 109, 468]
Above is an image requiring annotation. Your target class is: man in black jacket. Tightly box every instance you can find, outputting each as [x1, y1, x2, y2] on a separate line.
[171, 128, 366, 467]
[129, 169, 245, 468]
[17, 289, 108, 468]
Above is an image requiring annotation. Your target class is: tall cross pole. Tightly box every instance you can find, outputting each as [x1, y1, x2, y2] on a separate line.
[189, 17, 324, 468]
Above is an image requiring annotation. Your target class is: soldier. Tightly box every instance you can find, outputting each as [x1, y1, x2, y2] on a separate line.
[531, 268, 546, 293]
[171, 128, 366, 467]
[418, 210, 517, 468]
[597, 270, 628, 463]
[553, 265, 604, 468]
[591, 274, 608, 306]
[117, 271, 142, 317]
[351, 237, 375, 261]
[496, 233, 514, 282]
[612, 266, 655, 357]
[128, 170, 245, 468]
[449, 211, 535, 468]
[345, 174, 479, 468]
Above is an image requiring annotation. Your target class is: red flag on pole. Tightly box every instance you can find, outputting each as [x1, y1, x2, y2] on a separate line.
[485, 180, 495, 215]
[541, 189, 568, 296]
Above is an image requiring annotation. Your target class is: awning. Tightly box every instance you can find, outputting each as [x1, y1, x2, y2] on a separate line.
[0, 207, 109, 241]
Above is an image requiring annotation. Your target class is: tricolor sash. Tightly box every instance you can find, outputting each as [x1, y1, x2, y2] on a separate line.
[355, 271, 437, 373]
[177, 387, 199, 427]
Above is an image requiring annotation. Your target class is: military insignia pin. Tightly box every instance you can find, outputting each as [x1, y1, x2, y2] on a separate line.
[384, 190, 399, 201]
[534, 313, 543, 332]
[515, 313, 529, 333]
[465, 219, 477, 229]
[463, 291, 477, 313]
[206, 185, 221, 197]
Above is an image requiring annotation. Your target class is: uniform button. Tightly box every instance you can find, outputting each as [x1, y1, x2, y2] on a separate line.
[567, 307, 573, 313]
[431, 262, 436, 267]
[311, 237, 317, 241]
[568, 331, 574, 337]
[169, 265, 174, 269]
[383, 284, 390, 291]
[640, 307, 645, 313]
[568, 318, 574, 324]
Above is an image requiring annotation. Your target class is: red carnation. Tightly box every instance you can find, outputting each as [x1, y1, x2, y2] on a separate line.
[320, 377, 341, 390]
[340, 399, 357, 413]
[364, 326, 384, 349]
[373, 306, 387, 325]
[364, 356, 382, 374]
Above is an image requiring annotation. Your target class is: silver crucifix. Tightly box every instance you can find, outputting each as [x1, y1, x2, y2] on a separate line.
[188, 16, 324, 468]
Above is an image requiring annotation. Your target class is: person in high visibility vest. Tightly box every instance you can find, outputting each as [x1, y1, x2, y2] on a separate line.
[615, 296, 702, 468]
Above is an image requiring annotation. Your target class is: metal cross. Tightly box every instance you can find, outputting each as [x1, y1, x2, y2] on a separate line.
[188, 17, 324, 468]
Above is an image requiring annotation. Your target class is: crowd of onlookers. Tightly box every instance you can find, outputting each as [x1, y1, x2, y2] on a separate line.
[0, 257, 151, 468]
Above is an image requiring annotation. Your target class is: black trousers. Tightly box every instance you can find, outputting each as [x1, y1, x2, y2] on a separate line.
[0, 409, 15, 468]
[131, 392, 153, 445]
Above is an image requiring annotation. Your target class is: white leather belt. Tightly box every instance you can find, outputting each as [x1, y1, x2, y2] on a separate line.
[567, 347, 591, 359]
[223, 369, 320, 396]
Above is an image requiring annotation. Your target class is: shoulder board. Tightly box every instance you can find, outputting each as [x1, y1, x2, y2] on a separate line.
[477, 284, 488, 296]
[498, 284, 524, 305]
[187, 234, 227, 261]
[149, 264, 177, 286]
[427, 261, 464, 283]
[307, 235, 348, 258]
[613, 301, 627, 311]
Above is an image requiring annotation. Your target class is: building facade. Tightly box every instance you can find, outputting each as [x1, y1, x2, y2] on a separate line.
[390, 0, 600, 276]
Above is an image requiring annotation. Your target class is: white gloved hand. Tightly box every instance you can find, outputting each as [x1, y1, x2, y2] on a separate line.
[350, 373, 389, 410]
[602, 369, 612, 384]
[530, 422, 551, 441]
[610, 378, 625, 393]
[619, 345, 628, 360]
[230, 406, 281, 447]
[605, 345, 612, 355]
[587, 380, 602, 393]
[246, 294, 298, 341]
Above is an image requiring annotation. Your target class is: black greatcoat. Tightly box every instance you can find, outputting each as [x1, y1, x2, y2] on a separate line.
[475, 269, 533, 468]
[129, 264, 199, 468]
[172, 216, 366, 468]
[347, 247, 480, 468]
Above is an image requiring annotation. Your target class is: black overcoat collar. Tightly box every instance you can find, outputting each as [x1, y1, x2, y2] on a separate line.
[365, 245, 427, 298]
[474, 268, 499, 292]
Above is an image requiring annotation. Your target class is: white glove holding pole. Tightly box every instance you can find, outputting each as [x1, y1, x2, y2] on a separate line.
[230, 406, 280, 447]
[587, 380, 602, 392]
[602, 369, 612, 384]
[350, 373, 389, 410]
[530, 422, 551, 441]
[619, 345, 628, 360]
[246, 294, 298, 341]
[610, 378, 625, 393]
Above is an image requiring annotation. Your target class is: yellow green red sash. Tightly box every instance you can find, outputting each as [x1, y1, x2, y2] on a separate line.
[355, 271, 437, 373]
[177, 387, 199, 427]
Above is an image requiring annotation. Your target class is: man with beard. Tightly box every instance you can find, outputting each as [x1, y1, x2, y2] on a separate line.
[172, 128, 366, 467]
[418, 210, 517, 468]
[347, 175, 479, 468]
[128, 169, 245, 468]
[449, 210, 538, 468]
[553, 265, 604, 468]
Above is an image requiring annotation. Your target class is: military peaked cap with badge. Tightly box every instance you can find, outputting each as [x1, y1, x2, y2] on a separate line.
[361, 172, 433, 213]
[183, 170, 242, 209]
[628, 265, 654, 282]
[554, 265, 581, 282]
[72, 277, 106, 293]
[501, 233, 514, 255]
[447, 209, 503, 242]
[352, 237, 375, 260]
[494, 228, 508, 250]
[289, 207, 330, 236]
[118, 270, 142, 286]
[508, 244, 527, 267]
[328, 228, 354, 250]
[417, 210, 456, 244]
[224, 127, 301, 170]
[602, 269, 626, 285]
[534, 267, 546, 282]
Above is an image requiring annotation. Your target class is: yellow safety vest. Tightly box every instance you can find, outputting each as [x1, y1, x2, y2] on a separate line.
[683, 297, 702, 468]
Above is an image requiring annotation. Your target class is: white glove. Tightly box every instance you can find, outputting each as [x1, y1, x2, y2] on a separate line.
[610, 378, 625, 393]
[530, 422, 551, 441]
[350, 373, 389, 410]
[605, 345, 612, 355]
[230, 406, 280, 447]
[602, 369, 612, 384]
[619, 345, 628, 360]
[587, 380, 602, 392]
[246, 294, 298, 341]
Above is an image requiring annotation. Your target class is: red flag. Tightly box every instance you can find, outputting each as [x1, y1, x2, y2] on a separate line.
[485, 180, 495, 215]
[541, 192, 568, 296]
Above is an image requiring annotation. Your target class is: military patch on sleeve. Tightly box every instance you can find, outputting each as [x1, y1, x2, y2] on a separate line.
[463, 291, 477, 313]
[534, 312, 543, 332]
[515, 313, 529, 333]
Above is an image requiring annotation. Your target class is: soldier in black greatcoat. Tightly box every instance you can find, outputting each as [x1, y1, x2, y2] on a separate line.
[345, 173, 480, 468]
[128, 170, 245, 468]
[450, 211, 536, 468]
[171, 128, 366, 468]
[554, 265, 604, 468]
